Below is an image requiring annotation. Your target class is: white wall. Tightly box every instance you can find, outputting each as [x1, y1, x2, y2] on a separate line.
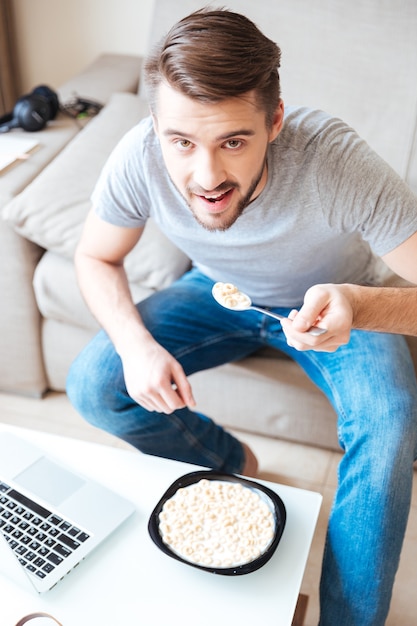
[13, 0, 156, 93]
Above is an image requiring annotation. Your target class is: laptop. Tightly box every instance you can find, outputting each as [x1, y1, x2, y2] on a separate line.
[0, 431, 135, 593]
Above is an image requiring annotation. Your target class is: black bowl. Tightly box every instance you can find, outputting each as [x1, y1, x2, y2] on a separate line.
[148, 470, 286, 576]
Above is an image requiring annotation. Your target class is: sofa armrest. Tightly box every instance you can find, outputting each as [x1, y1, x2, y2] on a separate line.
[0, 220, 48, 397]
[58, 53, 143, 106]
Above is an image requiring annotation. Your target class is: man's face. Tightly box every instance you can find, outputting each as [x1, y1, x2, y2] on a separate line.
[153, 83, 284, 231]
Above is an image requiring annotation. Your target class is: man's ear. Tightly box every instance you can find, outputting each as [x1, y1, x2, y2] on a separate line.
[268, 99, 284, 142]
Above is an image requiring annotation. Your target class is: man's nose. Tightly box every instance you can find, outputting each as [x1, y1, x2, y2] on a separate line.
[193, 150, 226, 191]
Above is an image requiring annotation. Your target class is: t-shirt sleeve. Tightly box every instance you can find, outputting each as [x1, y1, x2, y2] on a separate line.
[91, 120, 152, 228]
[314, 118, 417, 256]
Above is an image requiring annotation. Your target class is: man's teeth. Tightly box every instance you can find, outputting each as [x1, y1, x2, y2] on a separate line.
[205, 192, 227, 202]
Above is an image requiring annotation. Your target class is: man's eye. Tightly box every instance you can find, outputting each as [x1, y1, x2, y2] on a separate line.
[176, 139, 192, 150]
[225, 139, 242, 149]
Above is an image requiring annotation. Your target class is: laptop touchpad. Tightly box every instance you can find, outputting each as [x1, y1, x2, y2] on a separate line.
[15, 457, 85, 506]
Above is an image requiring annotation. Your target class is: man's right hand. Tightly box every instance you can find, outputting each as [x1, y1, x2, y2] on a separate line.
[74, 211, 196, 414]
[120, 335, 196, 414]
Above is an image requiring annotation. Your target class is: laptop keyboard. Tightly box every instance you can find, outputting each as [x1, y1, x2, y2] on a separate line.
[0, 481, 90, 581]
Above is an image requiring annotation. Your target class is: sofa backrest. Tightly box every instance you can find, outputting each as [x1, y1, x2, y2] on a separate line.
[145, 0, 417, 192]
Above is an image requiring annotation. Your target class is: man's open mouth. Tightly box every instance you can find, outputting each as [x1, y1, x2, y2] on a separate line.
[203, 191, 229, 203]
[198, 189, 234, 204]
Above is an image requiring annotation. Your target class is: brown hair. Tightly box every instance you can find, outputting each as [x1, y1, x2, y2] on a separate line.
[144, 7, 282, 128]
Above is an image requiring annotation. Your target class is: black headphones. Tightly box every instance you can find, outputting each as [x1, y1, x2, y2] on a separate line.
[0, 85, 59, 133]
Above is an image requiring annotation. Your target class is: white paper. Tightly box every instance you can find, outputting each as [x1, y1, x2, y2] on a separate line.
[0, 135, 39, 171]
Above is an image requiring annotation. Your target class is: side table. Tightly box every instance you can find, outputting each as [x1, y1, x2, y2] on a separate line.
[0, 424, 322, 626]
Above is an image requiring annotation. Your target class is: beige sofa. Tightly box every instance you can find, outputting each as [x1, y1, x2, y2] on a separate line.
[2, 0, 417, 453]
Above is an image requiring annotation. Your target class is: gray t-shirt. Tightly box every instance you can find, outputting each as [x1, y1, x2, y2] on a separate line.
[92, 106, 417, 307]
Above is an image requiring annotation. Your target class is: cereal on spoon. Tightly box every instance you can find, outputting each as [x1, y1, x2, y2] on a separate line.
[212, 282, 251, 309]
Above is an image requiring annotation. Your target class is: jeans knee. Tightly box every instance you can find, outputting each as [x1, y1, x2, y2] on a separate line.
[66, 353, 100, 420]
[66, 335, 125, 425]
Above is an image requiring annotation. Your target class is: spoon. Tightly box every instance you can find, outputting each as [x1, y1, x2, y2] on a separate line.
[212, 282, 327, 337]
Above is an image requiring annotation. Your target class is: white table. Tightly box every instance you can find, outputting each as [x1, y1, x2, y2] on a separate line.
[1, 425, 322, 626]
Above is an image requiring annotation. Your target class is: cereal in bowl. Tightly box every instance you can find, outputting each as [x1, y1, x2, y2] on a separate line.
[158, 479, 275, 568]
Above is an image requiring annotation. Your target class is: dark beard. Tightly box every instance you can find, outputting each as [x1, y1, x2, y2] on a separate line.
[183, 156, 267, 232]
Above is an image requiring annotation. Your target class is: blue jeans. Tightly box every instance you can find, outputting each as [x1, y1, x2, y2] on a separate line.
[67, 268, 417, 625]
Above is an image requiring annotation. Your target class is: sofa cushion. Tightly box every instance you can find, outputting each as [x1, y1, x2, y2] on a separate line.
[2, 92, 149, 256]
[0, 114, 80, 207]
[58, 53, 142, 105]
[33, 250, 159, 329]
